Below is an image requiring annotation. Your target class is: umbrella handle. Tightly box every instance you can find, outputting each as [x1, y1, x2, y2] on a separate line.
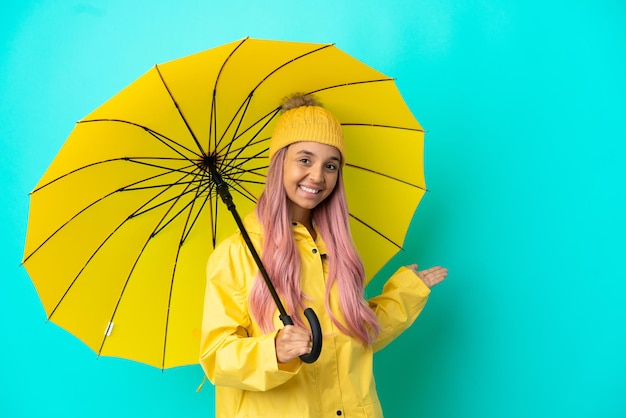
[280, 308, 322, 364]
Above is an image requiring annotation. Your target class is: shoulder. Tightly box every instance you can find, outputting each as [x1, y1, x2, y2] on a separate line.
[212, 212, 263, 252]
[207, 212, 263, 277]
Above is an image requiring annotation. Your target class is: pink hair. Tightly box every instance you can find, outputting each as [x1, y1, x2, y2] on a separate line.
[249, 148, 380, 345]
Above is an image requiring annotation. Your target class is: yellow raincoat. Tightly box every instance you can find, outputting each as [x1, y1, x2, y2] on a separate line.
[200, 213, 430, 417]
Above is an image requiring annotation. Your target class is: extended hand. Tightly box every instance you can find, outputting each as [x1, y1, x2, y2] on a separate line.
[407, 264, 448, 288]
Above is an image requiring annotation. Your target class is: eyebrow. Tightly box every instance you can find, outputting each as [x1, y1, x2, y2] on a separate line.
[296, 149, 341, 162]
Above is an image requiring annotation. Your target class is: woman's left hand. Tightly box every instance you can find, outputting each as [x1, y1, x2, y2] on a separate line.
[407, 264, 447, 289]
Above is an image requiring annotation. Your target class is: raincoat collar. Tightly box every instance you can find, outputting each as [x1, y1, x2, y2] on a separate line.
[242, 212, 327, 256]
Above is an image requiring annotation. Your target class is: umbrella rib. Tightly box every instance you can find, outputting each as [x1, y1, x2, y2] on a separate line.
[124, 157, 201, 180]
[218, 147, 268, 181]
[43, 168, 195, 321]
[154, 65, 206, 157]
[96, 223, 154, 357]
[212, 94, 260, 185]
[213, 148, 269, 205]
[345, 163, 427, 191]
[144, 125, 203, 161]
[209, 37, 249, 154]
[132, 181, 201, 220]
[99, 171, 207, 366]
[227, 122, 274, 154]
[78, 119, 204, 161]
[223, 163, 268, 183]
[180, 188, 212, 244]
[212, 40, 333, 158]
[125, 177, 202, 193]
[349, 214, 403, 250]
[222, 178, 260, 205]
[144, 167, 209, 246]
[180, 164, 215, 244]
[217, 78, 398, 161]
[105, 160, 208, 236]
[31, 158, 126, 193]
[217, 112, 276, 172]
[246, 41, 334, 96]
[212, 95, 277, 177]
[226, 77, 399, 149]
[214, 39, 332, 136]
[31, 156, 198, 195]
[224, 95, 258, 161]
[212, 45, 401, 183]
[161, 173, 217, 369]
[23, 160, 197, 264]
[342, 122, 424, 133]
[149, 176, 208, 236]
[307, 77, 396, 95]
[211, 102, 273, 188]
[215, 92, 252, 155]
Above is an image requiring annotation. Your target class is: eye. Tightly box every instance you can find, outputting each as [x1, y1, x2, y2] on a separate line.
[325, 163, 338, 171]
[299, 158, 311, 164]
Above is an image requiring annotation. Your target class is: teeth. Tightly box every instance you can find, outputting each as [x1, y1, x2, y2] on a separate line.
[301, 185, 319, 194]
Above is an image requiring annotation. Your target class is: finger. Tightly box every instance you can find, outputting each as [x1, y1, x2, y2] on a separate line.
[283, 325, 312, 338]
[278, 326, 312, 345]
[423, 266, 447, 278]
[416, 266, 448, 288]
[276, 329, 313, 363]
[282, 345, 312, 363]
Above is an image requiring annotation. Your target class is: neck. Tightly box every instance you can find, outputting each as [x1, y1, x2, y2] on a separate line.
[289, 207, 315, 239]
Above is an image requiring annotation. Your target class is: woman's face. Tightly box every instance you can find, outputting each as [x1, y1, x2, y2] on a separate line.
[282, 141, 341, 220]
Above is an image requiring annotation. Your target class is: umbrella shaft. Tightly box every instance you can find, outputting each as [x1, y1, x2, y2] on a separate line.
[207, 159, 289, 318]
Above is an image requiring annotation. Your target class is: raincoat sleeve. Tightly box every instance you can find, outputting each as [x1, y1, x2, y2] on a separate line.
[199, 235, 302, 392]
[369, 266, 431, 352]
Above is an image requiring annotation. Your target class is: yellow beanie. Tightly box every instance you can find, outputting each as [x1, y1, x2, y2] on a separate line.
[269, 105, 345, 164]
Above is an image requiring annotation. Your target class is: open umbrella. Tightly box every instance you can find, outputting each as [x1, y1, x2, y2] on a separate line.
[22, 37, 426, 369]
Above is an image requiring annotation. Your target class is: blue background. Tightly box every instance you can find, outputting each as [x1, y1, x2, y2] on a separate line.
[2, 1, 624, 417]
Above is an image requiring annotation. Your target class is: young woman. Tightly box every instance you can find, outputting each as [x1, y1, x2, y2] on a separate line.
[199, 94, 447, 417]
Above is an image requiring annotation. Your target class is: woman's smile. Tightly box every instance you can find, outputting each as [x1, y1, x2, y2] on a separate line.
[299, 184, 321, 194]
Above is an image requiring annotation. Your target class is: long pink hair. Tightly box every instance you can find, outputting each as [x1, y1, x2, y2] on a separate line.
[249, 148, 380, 345]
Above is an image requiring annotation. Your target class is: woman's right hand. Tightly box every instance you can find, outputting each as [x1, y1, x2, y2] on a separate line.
[275, 325, 312, 363]
[407, 264, 448, 289]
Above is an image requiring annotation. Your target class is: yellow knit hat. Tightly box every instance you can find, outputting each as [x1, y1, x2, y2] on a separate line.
[269, 100, 345, 164]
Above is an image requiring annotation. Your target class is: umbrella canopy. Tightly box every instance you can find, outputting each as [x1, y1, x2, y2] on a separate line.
[22, 37, 426, 369]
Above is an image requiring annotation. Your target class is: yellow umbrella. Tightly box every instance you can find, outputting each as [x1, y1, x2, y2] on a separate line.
[22, 37, 426, 369]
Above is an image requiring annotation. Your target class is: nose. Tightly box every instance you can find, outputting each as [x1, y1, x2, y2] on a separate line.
[307, 163, 324, 183]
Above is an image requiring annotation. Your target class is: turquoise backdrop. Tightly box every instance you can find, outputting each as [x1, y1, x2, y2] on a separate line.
[2, 1, 624, 417]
